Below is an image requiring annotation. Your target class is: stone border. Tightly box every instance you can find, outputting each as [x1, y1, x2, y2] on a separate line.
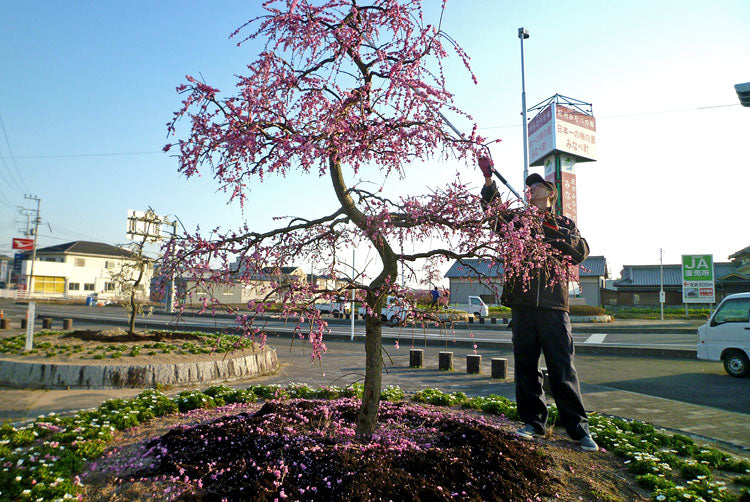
[0, 347, 277, 389]
[569, 314, 613, 323]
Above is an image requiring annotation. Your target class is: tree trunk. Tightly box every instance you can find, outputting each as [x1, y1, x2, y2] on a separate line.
[357, 291, 384, 436]
[328, 155, 397, 438]
[128, 237, 147, 335]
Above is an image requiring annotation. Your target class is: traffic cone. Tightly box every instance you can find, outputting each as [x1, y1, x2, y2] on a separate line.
[25, 310, 28, 319]
[0, 310, 3, 318]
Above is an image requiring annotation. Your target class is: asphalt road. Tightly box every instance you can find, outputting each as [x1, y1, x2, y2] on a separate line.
[6, 303, 700, 351]
[256, 338, 750, 415]
[0, 302, 746, 430]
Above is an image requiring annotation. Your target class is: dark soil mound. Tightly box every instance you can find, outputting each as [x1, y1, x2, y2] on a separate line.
[63, 329, 204, 343]
[143, 398, 555, 501]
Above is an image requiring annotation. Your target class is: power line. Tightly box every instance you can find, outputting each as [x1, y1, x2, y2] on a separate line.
[14, 150, 161, 159]
[0, 112, 29, 192]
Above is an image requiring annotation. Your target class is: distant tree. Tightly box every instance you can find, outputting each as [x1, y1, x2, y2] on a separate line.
[110, 236, 152, 335]
[162, 0, 569, 437]
[112, 209, 167, 334]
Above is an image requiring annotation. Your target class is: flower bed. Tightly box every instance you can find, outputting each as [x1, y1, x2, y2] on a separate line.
[1, 385, 748, 501]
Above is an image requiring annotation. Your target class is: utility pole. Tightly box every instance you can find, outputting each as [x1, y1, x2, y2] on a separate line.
[659, 248, 664, 321]
[24, 195, 41, 298]
[519, 27, 530, 200]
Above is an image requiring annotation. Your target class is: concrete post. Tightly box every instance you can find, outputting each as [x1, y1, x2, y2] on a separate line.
[409, 349, 424, 368]
[466, 354, 481, 374]
[438, 351, 454, 371]
[491, 358, 508, 379]
[42, 318, 52, 329]
[541, 367, 552, 396]
[63, 319, 73, 330]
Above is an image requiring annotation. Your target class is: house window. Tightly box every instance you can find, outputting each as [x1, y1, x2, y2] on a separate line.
[105, 261, 115, 269]
[105, 282, 115, 292]
[69, 282, 80, 291]
[84, 283, 95, 291]
[32, 276, 65, 294]
[75, 258, 85, 267]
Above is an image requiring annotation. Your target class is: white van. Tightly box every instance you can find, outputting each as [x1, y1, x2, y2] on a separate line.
[696, 292, 750, 377]
[451, 296, 490, 319]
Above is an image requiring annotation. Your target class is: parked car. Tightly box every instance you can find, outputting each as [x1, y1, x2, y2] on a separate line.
[696, 292, 750, 377]
[314, 298, 351, 316]
[358, 296, 410, 323]
[450, 296, 490, 318]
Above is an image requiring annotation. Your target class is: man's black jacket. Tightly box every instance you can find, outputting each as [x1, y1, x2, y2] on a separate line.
[480, 181, 589, 312]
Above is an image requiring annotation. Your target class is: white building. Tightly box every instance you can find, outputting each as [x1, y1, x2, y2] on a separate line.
[18, 241, 153, 300]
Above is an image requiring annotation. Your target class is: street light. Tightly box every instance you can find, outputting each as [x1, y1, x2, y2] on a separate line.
[735, 82, 750, 107]
[519, 27, 530, 200]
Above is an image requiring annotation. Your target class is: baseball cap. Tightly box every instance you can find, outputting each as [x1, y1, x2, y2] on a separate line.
[525, 173, 556, 193]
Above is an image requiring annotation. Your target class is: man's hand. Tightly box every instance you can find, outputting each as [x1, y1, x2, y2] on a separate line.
[478, 156, 494, 178]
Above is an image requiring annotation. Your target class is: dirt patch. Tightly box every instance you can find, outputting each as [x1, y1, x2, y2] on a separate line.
[0, 329, 264, 366]
[79, 400, 651, 502]
[62, 329, 205, 343]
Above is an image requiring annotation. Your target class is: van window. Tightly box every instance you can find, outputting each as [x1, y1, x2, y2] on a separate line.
[470, 297, 481, 305]
[713, 298, 750, 325]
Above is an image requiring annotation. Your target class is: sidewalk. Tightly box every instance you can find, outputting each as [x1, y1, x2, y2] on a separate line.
[1, 338, 747, 453]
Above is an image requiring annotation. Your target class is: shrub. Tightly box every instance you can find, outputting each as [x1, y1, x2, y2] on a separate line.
[569, 305, 606, 316]
[680, 460, 712, 480]
[635, 473, 675, 490]
[176, 390, 217, 412]
[381, 385, 405, 402]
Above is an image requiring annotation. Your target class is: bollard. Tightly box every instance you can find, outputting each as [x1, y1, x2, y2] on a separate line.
[503, 317, 508, 324]
[468, 316, 474, 324]
[541, 367, 552, 396]
[345, 313, 351, 319]
[491, 358, 508, 379]
[0, 318, 8, 330]
[491, 317, 497, 324]
[21, 318, 27, 329]
[479, 317, 485, 324]
[466, 354, 481, 374]
[63, 319, 73, 330]
[438, 351, 454, 371]
[42, 318, 52, 329]
[409, 348, 424, 368]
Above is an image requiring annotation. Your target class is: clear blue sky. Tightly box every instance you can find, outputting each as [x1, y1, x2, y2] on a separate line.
[1, 0, 748, 283]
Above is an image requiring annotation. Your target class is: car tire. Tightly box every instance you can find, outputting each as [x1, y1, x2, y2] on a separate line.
[390, 315, 400, 323]
[723, 350, 750, 378]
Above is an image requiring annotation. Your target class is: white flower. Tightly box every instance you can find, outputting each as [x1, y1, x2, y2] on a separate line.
[656, 495, 666, 502]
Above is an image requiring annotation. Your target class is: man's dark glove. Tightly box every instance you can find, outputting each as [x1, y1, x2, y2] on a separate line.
[478, 156, 494, 177]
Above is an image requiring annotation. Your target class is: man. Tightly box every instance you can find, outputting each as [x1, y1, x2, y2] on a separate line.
[478, 156, 598, 452]
[430, 286, 440, 309]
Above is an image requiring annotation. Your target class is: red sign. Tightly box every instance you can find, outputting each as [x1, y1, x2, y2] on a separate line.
[12, 238, 34, 251]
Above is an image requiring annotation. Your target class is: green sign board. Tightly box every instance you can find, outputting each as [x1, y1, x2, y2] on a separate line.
[681, 254, 715, 303]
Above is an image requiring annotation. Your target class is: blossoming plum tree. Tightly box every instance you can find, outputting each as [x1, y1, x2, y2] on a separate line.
[162, 0, 570, 437]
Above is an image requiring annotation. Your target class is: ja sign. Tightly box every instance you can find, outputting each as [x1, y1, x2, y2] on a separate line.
[681, 254, 715, 303]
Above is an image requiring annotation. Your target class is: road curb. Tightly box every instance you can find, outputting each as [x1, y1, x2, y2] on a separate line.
[0, 347, 278, 389]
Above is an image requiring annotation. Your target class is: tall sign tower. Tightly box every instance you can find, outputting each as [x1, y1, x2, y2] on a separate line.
[526, 94, 597, 222]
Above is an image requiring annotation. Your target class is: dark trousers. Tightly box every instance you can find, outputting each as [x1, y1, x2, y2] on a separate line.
[511, 307, 590, 440]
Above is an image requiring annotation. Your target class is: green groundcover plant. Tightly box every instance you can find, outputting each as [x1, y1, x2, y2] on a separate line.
[0, 330, 256, 360]
[1, 386, 748, 501]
